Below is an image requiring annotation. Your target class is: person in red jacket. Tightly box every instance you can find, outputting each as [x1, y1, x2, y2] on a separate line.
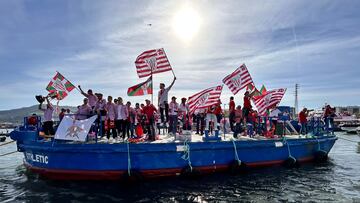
[243, 91, 252, 120]
[214, 101, 223, 130]
[229, 97, 235, 132]
[143, 99, 157, 141]
[299, 108, 308, 135]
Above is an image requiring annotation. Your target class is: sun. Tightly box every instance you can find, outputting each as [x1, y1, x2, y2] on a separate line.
[172, 6, 201, 42]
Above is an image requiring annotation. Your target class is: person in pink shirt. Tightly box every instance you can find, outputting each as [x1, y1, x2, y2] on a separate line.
[78, 85, 98, 109]
[76, 98, 92, 120]
[105, 96, 117, 139]
[38, 97, 55, 136]
[115, 97, 129, 140]
[94, 93, 106, 137]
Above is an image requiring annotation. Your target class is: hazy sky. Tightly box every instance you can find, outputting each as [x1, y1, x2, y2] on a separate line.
[0, 0, 359, 110]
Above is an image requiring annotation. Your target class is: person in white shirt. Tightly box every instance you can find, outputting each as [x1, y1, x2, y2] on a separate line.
[158, 77, 176, 124]
[178, 98, 190, 130]
[115, 97, 128, 139]
[38, 97, 54, 136]
[269, 107, 282, 126]
[94, 93, 107, 137]
[168, 96, 179, 135]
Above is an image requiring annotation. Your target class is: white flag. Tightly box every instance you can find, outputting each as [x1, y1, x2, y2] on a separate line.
[55, 115, 97, 141]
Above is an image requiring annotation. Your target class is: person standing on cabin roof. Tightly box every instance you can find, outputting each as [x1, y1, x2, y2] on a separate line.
[105, 96, 117, 140]
[243, 91, 252, 121]
[229, 96, 236, 132]
[299, 108, 308, 135]
[169, 96, 179, 135]
[143, 99, 157, 141]
[78, 85, 98, 110]
[115, 97, 128, 140]
[76, 98, 92, 120]
[38, 96, 55, 136]
[158, 77, 176, 125]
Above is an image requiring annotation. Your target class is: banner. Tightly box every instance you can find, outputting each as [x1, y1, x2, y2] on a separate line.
[55, 115, 97, 141]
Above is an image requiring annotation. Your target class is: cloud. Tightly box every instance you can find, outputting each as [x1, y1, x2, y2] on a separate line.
[0, 0, 359, 110]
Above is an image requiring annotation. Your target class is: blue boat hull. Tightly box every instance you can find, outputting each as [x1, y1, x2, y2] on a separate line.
[12, 129, 337, 180]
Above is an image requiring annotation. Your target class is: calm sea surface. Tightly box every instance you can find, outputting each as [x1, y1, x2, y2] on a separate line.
[1, 131, 360, 203]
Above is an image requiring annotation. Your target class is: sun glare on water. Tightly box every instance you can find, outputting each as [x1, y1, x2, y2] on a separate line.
[172, 6, 201, 42]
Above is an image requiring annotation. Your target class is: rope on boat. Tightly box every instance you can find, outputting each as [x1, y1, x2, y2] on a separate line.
[0, 140, 15, 147]
[126, 140, 131, 176]
[181, 139, 193, 172]
[283, 137, 295, 160]
[231, 138, 241, 165]
[0, 150, 17, 157]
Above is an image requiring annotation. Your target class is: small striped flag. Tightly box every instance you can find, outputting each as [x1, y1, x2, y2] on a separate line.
[127, 76, 153, 96]
[222, 64, 254, 95]
[46, 72, 75, 100]
[188, 85, 223, 114]
[135, 48, 172, 78]
[253, 88, 286, 116]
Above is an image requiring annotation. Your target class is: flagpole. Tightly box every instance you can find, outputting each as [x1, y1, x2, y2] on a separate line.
[151, 68, 154, 105]
[163, 49, 176, 78]
[56, 70, 81, 93]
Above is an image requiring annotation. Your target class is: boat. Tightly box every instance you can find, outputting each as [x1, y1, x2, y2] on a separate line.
[339, 121, 360, 134]
[9, 115, 337, 181]
[334, 115, 360, 133]
[356, 127, 360, 135]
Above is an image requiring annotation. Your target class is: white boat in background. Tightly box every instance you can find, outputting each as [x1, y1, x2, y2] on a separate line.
[337, 116, 360, 134]
[356, 127, 360, 135]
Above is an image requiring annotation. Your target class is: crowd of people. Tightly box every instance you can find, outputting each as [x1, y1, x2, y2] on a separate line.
[37, 77, 336, 141]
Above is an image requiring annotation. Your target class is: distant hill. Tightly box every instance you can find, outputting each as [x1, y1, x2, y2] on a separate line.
[0, 105, 77, 124]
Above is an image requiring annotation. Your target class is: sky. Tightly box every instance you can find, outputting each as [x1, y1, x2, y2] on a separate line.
[0, 0, 359, 111]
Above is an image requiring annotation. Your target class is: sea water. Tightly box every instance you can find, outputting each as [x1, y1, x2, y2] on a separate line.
[0, 132, 359, 202]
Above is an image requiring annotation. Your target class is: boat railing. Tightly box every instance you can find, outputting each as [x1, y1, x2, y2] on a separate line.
[247, 116, 333, 137]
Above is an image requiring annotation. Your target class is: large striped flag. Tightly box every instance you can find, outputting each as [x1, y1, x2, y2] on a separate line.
[188, 85, 223, 114]
[127, 76, 153, 96]
[46, 72, 75, 100]
[253, 88, 286, 116]
[222, 64, 254, 95]
[135, 48, 172, 78]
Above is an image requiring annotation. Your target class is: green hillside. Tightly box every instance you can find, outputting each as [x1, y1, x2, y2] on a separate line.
[0, 105, 77, 124]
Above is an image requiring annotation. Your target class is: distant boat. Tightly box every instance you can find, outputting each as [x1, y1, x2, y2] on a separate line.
[10, 115, 336, 181]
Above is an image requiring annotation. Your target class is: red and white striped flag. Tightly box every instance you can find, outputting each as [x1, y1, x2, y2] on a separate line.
[135, 48, 172, 78]
[188, 85, 223, 114]
[253, 88, 286, 116]
[222, 64, 254, 95]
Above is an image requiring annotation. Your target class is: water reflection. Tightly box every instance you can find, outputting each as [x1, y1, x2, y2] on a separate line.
[1, 133, 360, 202]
